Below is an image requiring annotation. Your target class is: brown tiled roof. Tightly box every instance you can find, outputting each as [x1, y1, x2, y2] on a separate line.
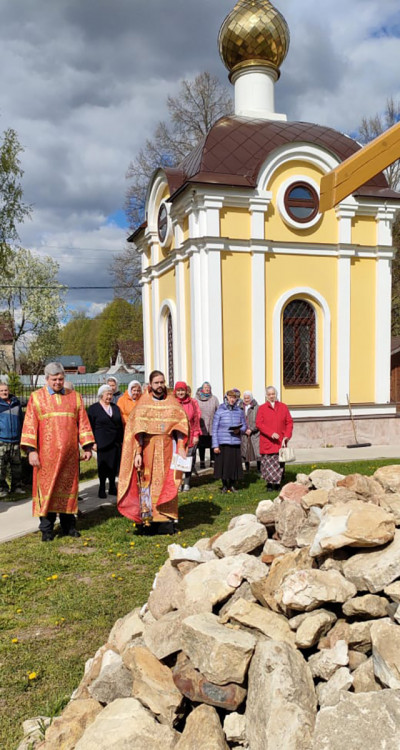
[0, 314, 14, 343]
[173, 116, 400, 199]
[117, 339, 144, 365]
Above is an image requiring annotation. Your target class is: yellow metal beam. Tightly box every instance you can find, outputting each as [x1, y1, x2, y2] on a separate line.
[319, 120, 400, 213]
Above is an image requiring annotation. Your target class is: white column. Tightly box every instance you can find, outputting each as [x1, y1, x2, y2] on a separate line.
[151, 275, 160, 369]
[189, 249, 202, 391]
[251, 251, 266, 403]
[376, 206, 398, 246]
[174, 258, 186, 381]
[141, 279, 152, 376]
[249, 194, 272, 240]
[336, 254, 351, 404]
[375, 255, 392, 403]
[336, 200, 357, 244]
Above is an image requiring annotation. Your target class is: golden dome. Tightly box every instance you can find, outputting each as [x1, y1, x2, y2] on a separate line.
[218, 0, 290, 78]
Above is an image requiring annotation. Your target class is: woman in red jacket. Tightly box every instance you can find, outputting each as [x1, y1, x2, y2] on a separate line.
[255, 385, 293, 490]
[174, 382, 201, 492]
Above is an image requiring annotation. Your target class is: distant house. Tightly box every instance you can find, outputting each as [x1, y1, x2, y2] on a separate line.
[0, 314, 14, 372]
[49, 356, 86, 374]
[117, 340, 144, 370]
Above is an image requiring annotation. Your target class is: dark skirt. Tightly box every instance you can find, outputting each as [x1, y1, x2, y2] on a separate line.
[214, 444, 243, 481]
[97, 444, 121, 484]
[260, 453, 284, 484]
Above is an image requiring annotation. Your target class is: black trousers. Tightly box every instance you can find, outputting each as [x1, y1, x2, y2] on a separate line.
[39, 513, 76, 533]
[198, 435, 214, 463]
[97, 445, 120, 490]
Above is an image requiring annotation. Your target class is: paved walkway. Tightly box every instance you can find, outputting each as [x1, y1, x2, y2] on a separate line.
[1, 445, 399, 544]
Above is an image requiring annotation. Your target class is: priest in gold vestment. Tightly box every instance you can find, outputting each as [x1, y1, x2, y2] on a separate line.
[118, 370, 188, 534]
[21, 362, 94, 541]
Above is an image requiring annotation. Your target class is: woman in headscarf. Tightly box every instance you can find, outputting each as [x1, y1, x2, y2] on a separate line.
[174, 382, 201, 491]
[195, 381, 219, 469]
[256, 385, 293, 490]
[240, 391, 261, 472]
[117, 380, 142, 425]
[212, 390, 247, 493]
[88, 384, 124, 498]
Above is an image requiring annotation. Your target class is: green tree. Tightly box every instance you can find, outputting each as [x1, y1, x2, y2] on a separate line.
[96, 298, 143, 367]
[0, 247, 65, 371]
[0, 128, 31, 267]
[60, 312, 100, 372]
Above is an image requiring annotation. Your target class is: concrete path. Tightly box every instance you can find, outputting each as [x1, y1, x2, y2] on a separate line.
[1, 445, 399, 544]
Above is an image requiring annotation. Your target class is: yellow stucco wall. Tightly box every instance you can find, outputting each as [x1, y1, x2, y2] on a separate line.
[221, 251, 252, 393]
[265, 162, 338, 244]
[265, 253, 338, 405]
[220, 208, 251, 240]
[158, 267, 176, 308]
[350, 258, 375, 402]
[351, 216, 377, 247]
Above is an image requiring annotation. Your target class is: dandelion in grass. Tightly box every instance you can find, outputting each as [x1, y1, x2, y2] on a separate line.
[2, 573, 9, 579]
[129, 541, 135, 547]
[108, 549, 114, 553]
[16, 608, 22, 613]
[111, 573, 116, 579]
[11, 637, 18, 644]
[27, 671, 38, 681]
[51, 574, 58, 580]
[209, 495, 213, 500]
[116, 552, 122, 558]
[117, 576, 123, 581]
[156, 544, 160, 548]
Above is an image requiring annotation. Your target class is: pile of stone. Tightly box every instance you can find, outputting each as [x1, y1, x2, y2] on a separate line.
[20, 464, 400, 750]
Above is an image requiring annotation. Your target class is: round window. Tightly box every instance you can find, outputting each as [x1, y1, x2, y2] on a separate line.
[284, 182, 319, 223]
[157, 203, 168, 244]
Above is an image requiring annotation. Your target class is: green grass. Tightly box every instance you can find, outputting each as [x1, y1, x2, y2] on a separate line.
[1, 458, 399, 749]
[1, 458, 99, 503]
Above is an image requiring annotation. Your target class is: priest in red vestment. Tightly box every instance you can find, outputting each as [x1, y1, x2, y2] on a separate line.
[20, 362, 94, 541]
[117, 370, 188, 534]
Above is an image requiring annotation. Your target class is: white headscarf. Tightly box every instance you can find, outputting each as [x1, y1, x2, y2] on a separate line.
[128, 380, 142, 398]
[98, 384, 112, 399]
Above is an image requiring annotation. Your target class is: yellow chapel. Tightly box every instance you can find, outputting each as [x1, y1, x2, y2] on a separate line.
[129, 0, 400, 446]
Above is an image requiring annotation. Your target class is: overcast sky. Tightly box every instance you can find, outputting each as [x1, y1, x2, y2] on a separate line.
[1, 0, 399, 316]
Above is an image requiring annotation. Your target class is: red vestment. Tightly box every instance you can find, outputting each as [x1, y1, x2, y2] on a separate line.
[117, 390, 188, 523]
[20, 387, 94, 517]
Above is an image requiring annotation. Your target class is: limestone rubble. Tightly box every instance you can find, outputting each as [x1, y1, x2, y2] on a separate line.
[20, 465, 400, 750]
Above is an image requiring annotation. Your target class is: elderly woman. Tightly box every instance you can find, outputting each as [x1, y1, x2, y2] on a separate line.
[174, 381, 201, 492]
[88, 385, 124, 498]
[117, 380, 142, 425]
[106, 376, 121, 404]
[212, 390, 247, 493]
[240, 391, 260, 472]
[255, 385, 293, 491]
[195, 382, 219, 469]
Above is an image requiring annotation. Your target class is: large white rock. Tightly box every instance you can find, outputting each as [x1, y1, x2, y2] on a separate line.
[316, 666, 353, 707]
[342, 594, 388, 618]
[310, 501, 395, 557]
[223, 712, 246, 744]
[378, 492, 400, 525]
[371, 620, 400, 688]
[181, 554, 266, 609]
[228, 513, 258, 529]
[280, 569, 356, 611]
[309, 469, 344, 491]
[342, 529, 400, 592]
[223, 597, 296, 645]
[256, 499, 279, 526]
[312, 691, 400, 750]
[123, 646, 182, 725]
[147, 560, 185, 619]
[74, 698, 178, 749]
[168, 543, 216, 565]
[212, 522, 267, 558]
[175, 704, 228, 750]
[374, 464, 400, 492]
[108, 609, 143, 654]
[352, 656, 382, 693]
[181, 612, 256, 685]
[308, 640, 349, 681]
[295, 609, 337, 648]
[246, 640, 317, 750]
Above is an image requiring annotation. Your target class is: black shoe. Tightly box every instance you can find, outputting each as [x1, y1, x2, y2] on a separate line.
[61, 528, 81, 538]
[229, 485, 238, 493]
[199, 461, 206, 469]
[41, 532, 54, 542]
[108, 485, 117, 496]
[221, 486, 228, 494]
[98, 489, 107, 499]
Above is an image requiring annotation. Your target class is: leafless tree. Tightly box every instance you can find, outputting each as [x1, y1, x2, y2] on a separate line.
[358, 97, 400, 190]
[125, 71, 233, 230]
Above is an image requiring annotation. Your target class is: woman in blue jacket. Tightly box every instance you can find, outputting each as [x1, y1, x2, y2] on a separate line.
[212, 390, 248, 493]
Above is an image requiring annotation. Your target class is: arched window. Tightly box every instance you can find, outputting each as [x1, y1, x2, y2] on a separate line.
[283, 300, 316, 385]
[167, 311, 174, 388]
